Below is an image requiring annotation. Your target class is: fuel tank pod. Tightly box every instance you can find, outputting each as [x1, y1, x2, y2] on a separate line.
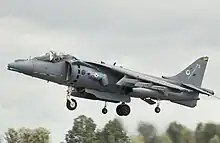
[129, 87, 162, 99]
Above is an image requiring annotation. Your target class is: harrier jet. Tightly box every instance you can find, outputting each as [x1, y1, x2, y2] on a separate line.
[7, 51, 214, 116]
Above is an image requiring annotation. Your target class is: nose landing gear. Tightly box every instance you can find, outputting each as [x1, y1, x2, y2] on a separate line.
[66, 98, 77, 110]
[66, 86, 78, 111]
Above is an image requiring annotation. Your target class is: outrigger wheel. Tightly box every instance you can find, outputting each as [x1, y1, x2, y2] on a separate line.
[102, 101, 108, 114]
[155, 106, 161, 113]
[155, 100, 161, 113]
[102, 108, 108, 114]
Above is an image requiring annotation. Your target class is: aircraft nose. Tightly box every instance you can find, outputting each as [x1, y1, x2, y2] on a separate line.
[8, 60, 34, 73]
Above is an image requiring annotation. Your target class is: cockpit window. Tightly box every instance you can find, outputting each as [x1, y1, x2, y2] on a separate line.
[33, 51, 77, 62]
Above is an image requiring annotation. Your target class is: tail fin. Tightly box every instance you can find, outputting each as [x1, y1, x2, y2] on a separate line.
[164, 56, 209, 87]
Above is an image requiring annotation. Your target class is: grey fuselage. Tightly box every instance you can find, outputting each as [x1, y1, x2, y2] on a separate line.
[7, 56, 199, 107]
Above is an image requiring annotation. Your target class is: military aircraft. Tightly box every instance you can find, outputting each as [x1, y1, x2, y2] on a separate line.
[7, 51, 215, 116]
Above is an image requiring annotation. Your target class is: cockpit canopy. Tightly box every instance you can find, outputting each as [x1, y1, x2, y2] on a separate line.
[33, 51, 77, 63]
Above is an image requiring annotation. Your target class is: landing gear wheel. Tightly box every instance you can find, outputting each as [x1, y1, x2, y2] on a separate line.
[122, 104, 131, 116]
[155, 106, 161, 113]
[66, 98, 77, 111]
[116, 104, 131, 116]
[102, 108, 108, 114]
[101, 102, 108, 114]
[116, 105, 123, 116]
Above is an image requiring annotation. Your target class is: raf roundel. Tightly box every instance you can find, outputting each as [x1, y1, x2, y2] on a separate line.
[186, 70, 191, 75]
[93, 72, 102, 80]
[95, 73, 98, 78]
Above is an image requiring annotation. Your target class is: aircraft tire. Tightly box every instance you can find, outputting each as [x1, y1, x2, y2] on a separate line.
[102, 108, 108, 114]
[121, 104, 131, 116]
[155, 107, 161, 113]
[116, 105, 123, 116]
[66, 99, 77, 111]
[116, 104, 131, 116]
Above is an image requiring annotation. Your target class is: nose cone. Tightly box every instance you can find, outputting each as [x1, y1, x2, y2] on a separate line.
[8, 60, 34, 74]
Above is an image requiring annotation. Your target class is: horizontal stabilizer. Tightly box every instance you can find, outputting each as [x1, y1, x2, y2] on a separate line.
[200, 87, 215, 95]
[182, 83, 214, 96]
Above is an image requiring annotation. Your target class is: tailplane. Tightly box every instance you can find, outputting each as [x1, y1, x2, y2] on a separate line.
[163, 56, 209, 87]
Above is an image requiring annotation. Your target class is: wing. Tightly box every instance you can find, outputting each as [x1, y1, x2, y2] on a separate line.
[84, 61, 193, 92]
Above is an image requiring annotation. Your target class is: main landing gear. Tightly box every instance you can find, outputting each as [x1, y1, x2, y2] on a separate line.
[101, 102, 131, 116]
[154, 100, 161, 113]
[66, 86, 78, 111]
[116, 102, 131, 116]
[66, 86, 131, 116]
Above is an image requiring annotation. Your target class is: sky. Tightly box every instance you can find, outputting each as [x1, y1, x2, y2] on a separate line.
[0, 0, 220, 142]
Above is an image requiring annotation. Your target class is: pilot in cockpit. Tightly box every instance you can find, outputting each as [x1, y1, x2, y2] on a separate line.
[33, 51, 77, 63]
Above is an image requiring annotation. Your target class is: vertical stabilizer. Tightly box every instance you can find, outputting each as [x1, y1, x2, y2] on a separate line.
[166, 56, 209, 87]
